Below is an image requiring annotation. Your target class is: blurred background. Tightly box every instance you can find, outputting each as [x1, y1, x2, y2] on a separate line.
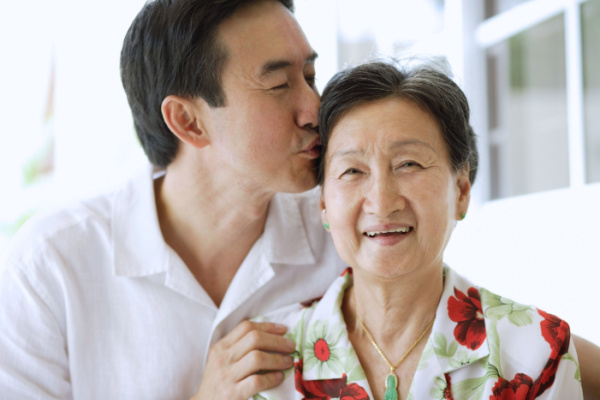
[1, 0, 598, 344]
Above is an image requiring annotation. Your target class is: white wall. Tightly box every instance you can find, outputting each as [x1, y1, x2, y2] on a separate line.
[446, 183, 600, 344]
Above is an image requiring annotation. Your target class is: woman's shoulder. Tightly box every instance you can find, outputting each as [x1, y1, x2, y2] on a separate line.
[439, 267, 581, 398]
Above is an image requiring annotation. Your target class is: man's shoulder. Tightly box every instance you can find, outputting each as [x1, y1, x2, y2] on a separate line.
[3, 190, 115, 267]
[4, 166, 155, 270]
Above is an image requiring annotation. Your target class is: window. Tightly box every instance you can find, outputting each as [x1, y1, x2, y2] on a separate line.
[476, 0, 595, 199]
[582, 0, 600, 183]
[487, 15, 569, 198]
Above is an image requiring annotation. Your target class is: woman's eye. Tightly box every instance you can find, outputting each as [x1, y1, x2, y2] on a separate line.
[342, 168, 361, 176]
[272, 83, 290, 90]
[305, 75, 316, 86]
[400, 161, 421, 168]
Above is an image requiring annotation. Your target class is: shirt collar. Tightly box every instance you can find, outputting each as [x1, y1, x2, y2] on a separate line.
[261, 191, 316, 266]
[112, 164, 170, 277]
[429, 267, 490, 374]
[111, 165, 317, 276]
[299, 269, 356, 381]
[297, 267, 491, 383]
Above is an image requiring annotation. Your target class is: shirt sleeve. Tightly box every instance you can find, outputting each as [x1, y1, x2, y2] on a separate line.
[536, 337, 583, 400]
[0, 263, 72, 400]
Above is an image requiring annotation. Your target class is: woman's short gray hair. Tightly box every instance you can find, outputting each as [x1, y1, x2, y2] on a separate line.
[317, 60, 478, 185]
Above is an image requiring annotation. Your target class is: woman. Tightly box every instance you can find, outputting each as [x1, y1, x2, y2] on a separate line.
[253, 61, 582, 399]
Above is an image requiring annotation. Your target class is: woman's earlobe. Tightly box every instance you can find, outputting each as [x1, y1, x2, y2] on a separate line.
[321, 208, 330, 231]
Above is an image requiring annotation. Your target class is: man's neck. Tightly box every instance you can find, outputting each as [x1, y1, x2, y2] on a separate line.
[154, 162, 273, 307]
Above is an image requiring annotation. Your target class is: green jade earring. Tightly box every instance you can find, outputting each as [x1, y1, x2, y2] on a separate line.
[323, 222, 330, 230]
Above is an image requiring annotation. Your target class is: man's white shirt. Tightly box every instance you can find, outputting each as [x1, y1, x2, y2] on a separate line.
[0, 164, 345, 400]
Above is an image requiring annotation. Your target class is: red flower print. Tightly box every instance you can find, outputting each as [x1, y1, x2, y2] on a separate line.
[444, 373, 454, 400]
[447, 287, 486, 350]
[339, 383, 370, 400]
[314, 338, 330, 362]
[526, 309, 571, 397]
[490, 373, 533, 400]
[537, 309, 570, 356]
[489, 311, 571, 400]
[301, 296, 323, 308]
[294, 360, 370, 400]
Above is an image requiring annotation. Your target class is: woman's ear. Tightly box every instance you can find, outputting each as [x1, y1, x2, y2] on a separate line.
[161, 95, 210, 149]
[455, 167, 471, 220]
[319, 196, 330, 231]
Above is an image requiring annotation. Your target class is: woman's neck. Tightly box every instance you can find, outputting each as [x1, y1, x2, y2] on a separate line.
[346, 267, 443, 343]
[342, 266, 444, 400]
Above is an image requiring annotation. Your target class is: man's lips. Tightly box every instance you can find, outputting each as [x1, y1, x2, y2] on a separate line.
[300, 137, 322, 158]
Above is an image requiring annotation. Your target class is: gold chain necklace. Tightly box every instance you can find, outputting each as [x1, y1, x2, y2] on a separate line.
[354, 292, 435, 400]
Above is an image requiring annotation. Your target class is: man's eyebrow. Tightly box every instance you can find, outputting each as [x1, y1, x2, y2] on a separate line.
[260, 52, 318, 77]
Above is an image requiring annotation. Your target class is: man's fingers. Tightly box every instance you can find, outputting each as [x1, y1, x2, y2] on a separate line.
[232, 350, 294, 382]
[195, 320, 294, 399]
[229, 328, 295, 361]
[237, 370, 286, 397]
[220, 320, 287, 347]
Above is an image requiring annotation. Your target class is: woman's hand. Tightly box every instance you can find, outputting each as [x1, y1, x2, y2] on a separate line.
[190, 320, 296, 400]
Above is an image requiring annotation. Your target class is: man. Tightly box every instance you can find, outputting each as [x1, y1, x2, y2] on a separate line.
[1, 0, 598, 399]
[0, 0, 344, 398]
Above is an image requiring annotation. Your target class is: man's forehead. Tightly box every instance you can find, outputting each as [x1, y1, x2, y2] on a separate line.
[217, 0, 315, 73]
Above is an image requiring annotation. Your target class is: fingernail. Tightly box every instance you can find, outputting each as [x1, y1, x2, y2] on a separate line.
[285, 338, 296, 350]
[274, 323, 287, 331]
[284, 355, 294, 366]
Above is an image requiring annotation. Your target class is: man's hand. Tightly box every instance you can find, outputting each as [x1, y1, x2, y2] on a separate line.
[190, 320, 296, 400]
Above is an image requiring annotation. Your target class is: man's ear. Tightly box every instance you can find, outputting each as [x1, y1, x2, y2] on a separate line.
[161, 95, 210, 149]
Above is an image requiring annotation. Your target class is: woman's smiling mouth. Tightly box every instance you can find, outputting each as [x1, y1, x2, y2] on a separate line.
[363, 227, 414, 238]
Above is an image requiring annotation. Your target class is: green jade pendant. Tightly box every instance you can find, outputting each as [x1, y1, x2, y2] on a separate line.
[384, 372, 399, 400]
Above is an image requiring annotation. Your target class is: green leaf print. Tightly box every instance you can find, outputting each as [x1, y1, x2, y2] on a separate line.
[481, 289, 533, 326]
[448, 350, 481, 369]
[485, 319, 503, 378]
[430, 376, 449, 399]
[344, 347, 367, 381]
[418, 341, 435, 370]
[562, 352, 582, 382]
[433, 333, 458, 358]
[451, 375, 488, 400]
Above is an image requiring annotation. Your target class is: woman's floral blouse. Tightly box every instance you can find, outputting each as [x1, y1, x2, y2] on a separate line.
[253, 267, 582, 400]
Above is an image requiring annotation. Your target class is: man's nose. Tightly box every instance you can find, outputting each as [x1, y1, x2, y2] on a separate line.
[296, 82, 320, 129]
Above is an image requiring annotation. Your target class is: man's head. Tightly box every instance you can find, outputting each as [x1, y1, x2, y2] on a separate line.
[122, 0, 300, 168]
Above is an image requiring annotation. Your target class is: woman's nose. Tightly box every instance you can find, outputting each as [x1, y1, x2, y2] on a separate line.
[363, 173, 404, 217]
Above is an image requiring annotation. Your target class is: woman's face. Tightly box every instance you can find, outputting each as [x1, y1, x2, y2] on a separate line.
[320, 97, 470, 280]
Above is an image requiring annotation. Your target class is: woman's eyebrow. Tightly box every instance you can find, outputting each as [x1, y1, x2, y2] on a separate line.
[330, 139, 435, 160]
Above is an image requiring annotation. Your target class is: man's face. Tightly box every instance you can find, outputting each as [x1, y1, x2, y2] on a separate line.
[203, 0, 321, 195]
